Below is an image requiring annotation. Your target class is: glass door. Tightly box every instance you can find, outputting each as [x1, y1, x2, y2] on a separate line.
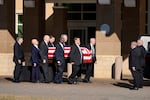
[68, 29, 87, 46]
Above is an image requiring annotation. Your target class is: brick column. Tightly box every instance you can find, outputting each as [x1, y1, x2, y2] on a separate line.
[53, 5, 68, 42]
[23, 0, 45, 52]
[23, 0, 45, 65]
[95, 0, 122, 78]
[0, 0, 15, 53]
[0, 0, 15, 76]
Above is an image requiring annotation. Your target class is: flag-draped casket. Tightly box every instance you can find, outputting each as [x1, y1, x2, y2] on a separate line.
[48, 47, 92, 63]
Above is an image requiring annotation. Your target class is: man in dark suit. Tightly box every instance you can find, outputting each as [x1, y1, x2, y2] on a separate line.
[129, 41, 144, 90]
[30, 39, 41, 83]
[68, 37, 82, 84]
[48, 35, 55, 47]
[54, 34, 68, 83]
[83, 38, 96, 83]
[13, 37, 25, 82]
[137, 40, 146, 68]
[136, 39, 146, 88]
[40, 35, 51, 83]
[48, 35, 55, 81]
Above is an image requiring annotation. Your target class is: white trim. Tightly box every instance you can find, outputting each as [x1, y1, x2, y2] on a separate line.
[15, 14, 18, 34]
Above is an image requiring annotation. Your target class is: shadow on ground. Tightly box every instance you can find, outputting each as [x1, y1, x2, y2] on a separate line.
[5, 77, 13, 82]
[113, 78, 150, 89]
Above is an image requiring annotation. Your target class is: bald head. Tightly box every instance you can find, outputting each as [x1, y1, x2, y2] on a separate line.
[43, 35, 50, 43]
[137, 39, 143, 46]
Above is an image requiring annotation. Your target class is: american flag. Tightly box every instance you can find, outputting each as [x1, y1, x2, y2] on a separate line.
[48, 47, 92, 63]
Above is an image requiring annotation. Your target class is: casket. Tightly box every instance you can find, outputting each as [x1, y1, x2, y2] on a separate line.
[48, 47, 92, 63]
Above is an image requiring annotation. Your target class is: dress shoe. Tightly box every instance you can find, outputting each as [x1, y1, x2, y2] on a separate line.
[83, 79, 89, 83]
[83, 79, 92, 83]
[36, 80, 40, 83]
[68, 78, 74, 84]
[68, 78, 78, 85]
[139, 86, 143, 88]
[77, 77, 83, 82]
[54, 80, 62, 84]
[44, 81, 51, 83]
[130, 87, 139, 90]
[13, 80, 20, 83]
[54, 81, 62, 84]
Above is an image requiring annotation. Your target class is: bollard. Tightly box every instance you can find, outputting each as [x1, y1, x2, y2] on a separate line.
[115, 56, 123, 80]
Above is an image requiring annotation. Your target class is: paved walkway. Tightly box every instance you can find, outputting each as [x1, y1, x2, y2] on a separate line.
[0, 77, 150, 100]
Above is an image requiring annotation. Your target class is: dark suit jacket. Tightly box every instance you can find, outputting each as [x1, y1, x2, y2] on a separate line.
[30, 46, 41, 64]
[86, 44, 96, 63]
[137, 46, 146, 67]
[55, 42, 65, 63]
[13, 42, 25, 63]
[69, 44, 82, 65]
[39, 41, 48, 62]
[48, 42, 55, 47]
[129, 47, 143, 70]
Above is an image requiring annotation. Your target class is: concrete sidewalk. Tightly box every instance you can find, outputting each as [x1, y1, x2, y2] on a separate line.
[0, 77, 150, 100]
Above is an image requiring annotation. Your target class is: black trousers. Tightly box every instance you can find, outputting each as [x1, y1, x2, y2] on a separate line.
[32, 65, 40, 82]
[41, 63, 50, 82]
[55, 63, 65, 83]
[14, 63, 22, 81]
[49, 63, 55, 80]
[69, 64, 81, 81]
[131, 69, 143, 88]
[84, 63, 94, 81]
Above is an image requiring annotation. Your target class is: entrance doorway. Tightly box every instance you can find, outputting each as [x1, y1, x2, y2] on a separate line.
[68, 27, 96, 46]
[68, 28, 86, 46]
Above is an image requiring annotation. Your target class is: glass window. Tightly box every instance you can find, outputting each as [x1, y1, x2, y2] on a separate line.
[64, 3, 96, 20]
[18, 15, 22, 24]
[18, 25, 23, 37]
[17, 15, 23, 37]
[83, 13, 96, 20]
[70, 29, 86, 45]
[68, 13, 81, 20]
[83, 4, 96, 11]
[64, 4, 81, 11]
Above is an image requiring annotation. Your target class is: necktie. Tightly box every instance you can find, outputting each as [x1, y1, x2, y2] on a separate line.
[91, 45, 95, 57]
[52, 43, 54, 47]
[60, 43, 64, 50]
[77, 45, 82, 63]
